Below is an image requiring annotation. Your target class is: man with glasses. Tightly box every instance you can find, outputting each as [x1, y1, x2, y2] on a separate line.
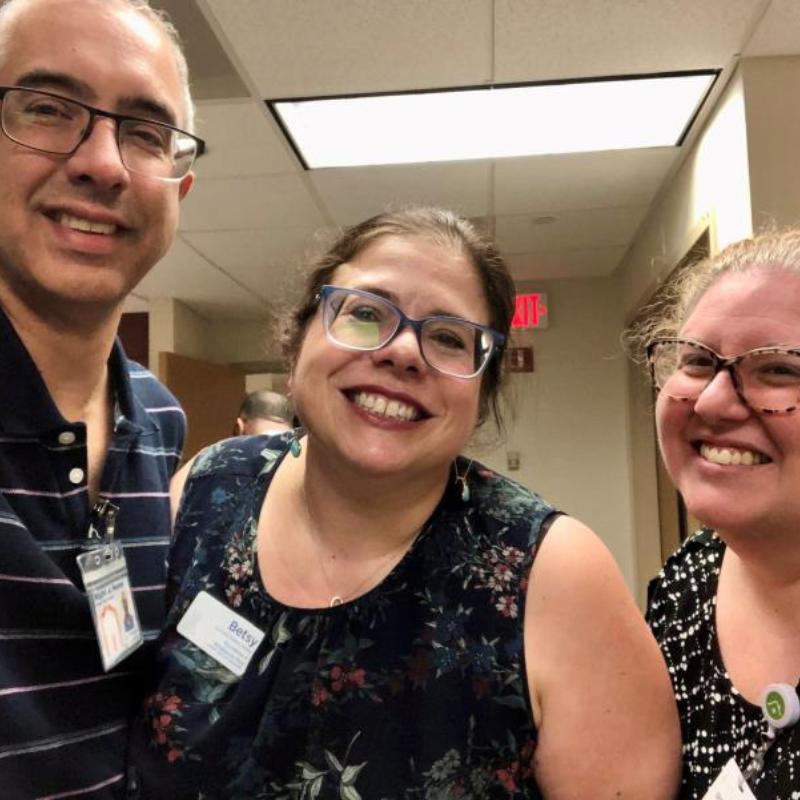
[0, 0, 202, 796]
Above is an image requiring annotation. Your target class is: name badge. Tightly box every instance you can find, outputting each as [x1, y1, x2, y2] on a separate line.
[77, 542, 143, 671]
[177, 591, 265, 677]
[702, 759, 757, 800]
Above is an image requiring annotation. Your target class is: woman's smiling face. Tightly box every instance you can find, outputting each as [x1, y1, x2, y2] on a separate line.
[290, 233, 489, 481]
[656, 269, 800, 539]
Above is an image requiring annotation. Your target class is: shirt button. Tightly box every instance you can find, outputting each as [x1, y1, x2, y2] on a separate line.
[58, 431, 76, 445]
[68, 467, 85, 485]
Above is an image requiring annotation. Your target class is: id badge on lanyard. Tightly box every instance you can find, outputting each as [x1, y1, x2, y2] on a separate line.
[76, 500, 143, 671]
[702, 683, 800, 800]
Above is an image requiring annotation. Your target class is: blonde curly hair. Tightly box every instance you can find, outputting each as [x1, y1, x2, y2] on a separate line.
[625, 228, 800, 367]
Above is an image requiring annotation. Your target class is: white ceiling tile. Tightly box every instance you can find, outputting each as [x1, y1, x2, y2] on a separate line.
[182, 226, 332, 281]
[507, 246, 628, 281]
[180, 174, 326, 231]
[495, 207, 648, 253]
[193, 100, 298, 178]
[494, 148, 676, 215]
[203, 0, 493, 97]
[310, 162, 491, 225]
[137, 240, 268, 313]
[744, 0, 800, 56]
[495, 0, 762, 82]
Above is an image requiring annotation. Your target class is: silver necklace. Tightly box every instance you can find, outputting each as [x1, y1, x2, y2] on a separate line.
[311, 525, 421, 607]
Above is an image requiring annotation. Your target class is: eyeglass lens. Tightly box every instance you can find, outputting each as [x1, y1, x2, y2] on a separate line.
[1, 88, 196, 180]
[323, 288, 493, 378]
[651, 340, 800, 413]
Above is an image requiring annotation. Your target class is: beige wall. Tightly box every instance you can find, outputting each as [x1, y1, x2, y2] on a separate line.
[207, 319, 278, 365]
[246, 373, 290, 393]
[742, 57, 800, 231]
[479, 277, 636, 586]
[149, 301, 278, 378]
[148, 297, 211, 377]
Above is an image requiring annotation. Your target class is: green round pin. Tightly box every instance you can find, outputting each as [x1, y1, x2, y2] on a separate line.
[760, 683, 800, 729]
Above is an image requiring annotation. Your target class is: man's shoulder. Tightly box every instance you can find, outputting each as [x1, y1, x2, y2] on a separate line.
[121, 358, 185, 452]
[124, 359, 181, 407]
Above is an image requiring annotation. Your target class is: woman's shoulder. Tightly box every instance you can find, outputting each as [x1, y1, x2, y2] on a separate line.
[187, 432, 292, 482]
[169, 435, 291, 568]
[466, 458, 557, 533]
[650, 529, 723, 592]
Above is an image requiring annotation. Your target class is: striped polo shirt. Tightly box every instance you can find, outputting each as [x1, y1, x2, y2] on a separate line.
[0, 309, 185, 799]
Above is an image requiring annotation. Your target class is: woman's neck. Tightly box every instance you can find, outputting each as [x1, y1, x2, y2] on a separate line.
[289, 437, 453, 557]
[720, 520, 800, 586]
[716, 535, 800, 700]
[720, 535, 800, 625]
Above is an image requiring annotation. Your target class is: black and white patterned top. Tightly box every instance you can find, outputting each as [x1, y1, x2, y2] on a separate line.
[647, 530, 800, 799]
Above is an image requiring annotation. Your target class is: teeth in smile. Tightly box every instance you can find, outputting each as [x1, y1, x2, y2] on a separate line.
[59, 213, 117, 235]
[699, 444, 767, 466]
[353, 392, 419, 421]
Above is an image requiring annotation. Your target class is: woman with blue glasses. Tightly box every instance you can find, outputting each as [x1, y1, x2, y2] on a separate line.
[131, 207, 679, 798]
[631, 229, 800, 799]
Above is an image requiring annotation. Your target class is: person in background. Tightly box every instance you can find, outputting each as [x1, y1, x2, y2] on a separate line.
[234, 390, 293, 435]
[0, 0, 201, 796]
[132, 207, 680, 799]
[630, 229, 800, 798]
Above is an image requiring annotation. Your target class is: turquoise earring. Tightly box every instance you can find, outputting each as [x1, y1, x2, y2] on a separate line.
[289, 430, 302, 458]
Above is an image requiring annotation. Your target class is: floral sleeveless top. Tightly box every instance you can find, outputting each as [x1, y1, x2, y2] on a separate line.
[648, 530, 800, 799]
[129, 435, 557, 799]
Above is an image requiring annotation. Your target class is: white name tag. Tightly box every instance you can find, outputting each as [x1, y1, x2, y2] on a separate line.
[177, 591, 265, 677]
[702, 759, 758, 800]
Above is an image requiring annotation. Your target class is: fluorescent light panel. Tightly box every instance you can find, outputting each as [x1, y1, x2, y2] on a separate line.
[272, 72, 716, 169]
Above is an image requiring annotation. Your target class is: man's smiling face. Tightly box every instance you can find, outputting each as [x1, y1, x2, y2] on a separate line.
[0, 0, 193, 319]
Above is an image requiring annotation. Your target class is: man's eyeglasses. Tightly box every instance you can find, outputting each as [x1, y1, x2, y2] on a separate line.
[317, 285, 505, 380]
[648, 337, 800, 415]
[0, 86, 205, 181]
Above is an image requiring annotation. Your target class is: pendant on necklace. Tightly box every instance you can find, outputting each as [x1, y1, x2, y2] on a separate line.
[329, 595, 344, 607]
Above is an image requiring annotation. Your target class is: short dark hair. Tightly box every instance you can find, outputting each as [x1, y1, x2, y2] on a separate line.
[0, 0, 195, 130]
[238, 390, 293, 426]
[278, 207, 515, 433]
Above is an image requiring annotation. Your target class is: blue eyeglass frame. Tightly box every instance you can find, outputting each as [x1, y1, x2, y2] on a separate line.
[317, 285, 506, 379]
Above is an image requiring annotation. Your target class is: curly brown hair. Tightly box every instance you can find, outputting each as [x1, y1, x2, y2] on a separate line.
[277, 207, 515, 433]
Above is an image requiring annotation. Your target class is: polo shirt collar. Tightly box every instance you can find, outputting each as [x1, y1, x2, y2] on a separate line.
[0, 306, 157, 437]
[108, 338, 159, 436]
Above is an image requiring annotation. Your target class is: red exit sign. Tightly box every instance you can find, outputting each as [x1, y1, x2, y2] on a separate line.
[511, 293, 549, 329]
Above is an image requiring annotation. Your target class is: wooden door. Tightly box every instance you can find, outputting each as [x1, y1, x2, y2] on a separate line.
[160, 352, 246, 462]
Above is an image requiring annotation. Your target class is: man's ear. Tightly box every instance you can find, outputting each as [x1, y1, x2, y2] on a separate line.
[234, 417, 245, 436]
[178, 171, 194, 200]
